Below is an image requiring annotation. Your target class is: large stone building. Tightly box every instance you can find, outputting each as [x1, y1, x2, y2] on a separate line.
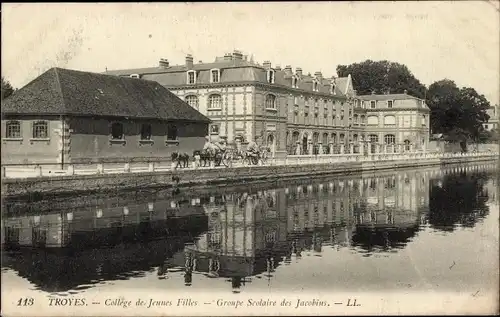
[104, 50, 368, 157]
[358, 92, 430, 153]
[1, 68, 210, 166]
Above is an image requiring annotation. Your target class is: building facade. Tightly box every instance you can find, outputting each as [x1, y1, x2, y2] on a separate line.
[1, 68, 210, 165]
[358, 92, 430, 153]
[483, 104, 499, 131]
[105, 50, 370, 157]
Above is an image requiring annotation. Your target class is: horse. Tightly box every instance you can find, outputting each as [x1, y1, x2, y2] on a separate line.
[171, 152, 190, 168]
[196, 149, 213, 167]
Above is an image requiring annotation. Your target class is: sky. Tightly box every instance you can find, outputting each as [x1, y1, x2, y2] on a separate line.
[2, 2, 499, 104]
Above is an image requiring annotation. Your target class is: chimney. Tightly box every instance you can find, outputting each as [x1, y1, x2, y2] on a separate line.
[232, 50, 243, 60]
[185, 54, 194, 69]
[263, 61, 272, 69]
[224, 53, 232, 61]
[284, 65, 292, 75]
[159, 58, 170, 68]
[296, 67, 303, 77]
[275, 65, 281, 71]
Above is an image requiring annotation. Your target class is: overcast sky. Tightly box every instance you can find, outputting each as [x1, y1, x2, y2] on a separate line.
[2, 2, 499, 104]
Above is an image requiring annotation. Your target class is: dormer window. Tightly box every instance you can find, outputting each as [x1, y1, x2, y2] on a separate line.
[387, 100, 393, 108]
[187, 70, 196, 84]
[313, 80, 319, 92]
[129, 74, 140, 79]
[292, 76, 298, 88]
[210, 69, 220, 83]
[267, 69, 275, 83]
[330, 83, 336, 95]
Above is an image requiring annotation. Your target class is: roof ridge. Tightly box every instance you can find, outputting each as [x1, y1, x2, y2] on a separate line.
[53, 68, 67, 113]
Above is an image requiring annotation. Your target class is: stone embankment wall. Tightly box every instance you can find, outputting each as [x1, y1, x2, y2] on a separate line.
[1, 155, 497, 199]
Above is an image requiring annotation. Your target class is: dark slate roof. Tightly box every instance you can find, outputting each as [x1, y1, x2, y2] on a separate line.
[1, 68, 210, 122]
[357, 93, 422, 101]
[103, 56, 354, 97]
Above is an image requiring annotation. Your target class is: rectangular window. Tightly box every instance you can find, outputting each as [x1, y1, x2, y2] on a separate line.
[210, 125, 219, 135]
[388, 100, 393, 108]
[167, 125, 178, 141]
[6, 121, 21, 138]
[211, 70, 220, 83]
[140, 123, 152, 140]
[187, 71, 195, 84]
[32, 121, 48, 139]
[370, 101, 376, 109]
[110, 122, 124, 140]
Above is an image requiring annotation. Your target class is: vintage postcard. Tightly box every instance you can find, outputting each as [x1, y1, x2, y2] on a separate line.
[1, 2, 499, 316]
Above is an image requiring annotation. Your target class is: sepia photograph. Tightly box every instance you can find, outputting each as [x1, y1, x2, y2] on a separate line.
[1, 2, 499, 316]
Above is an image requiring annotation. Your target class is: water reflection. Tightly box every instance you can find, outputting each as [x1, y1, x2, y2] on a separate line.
[1, 163, 497, 294]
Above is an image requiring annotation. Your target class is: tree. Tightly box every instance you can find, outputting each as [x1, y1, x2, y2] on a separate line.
[426, 79, 491, 151]
[1, 77, 14, 100]
[336, 60, 427, 98]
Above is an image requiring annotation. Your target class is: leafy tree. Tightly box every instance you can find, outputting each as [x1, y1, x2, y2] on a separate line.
[426, 79, 490, 151]
[1, 77, 14, 100]
[336, 60, 427, 98]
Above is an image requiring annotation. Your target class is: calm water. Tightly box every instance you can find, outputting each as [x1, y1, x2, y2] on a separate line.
[1, 163, 499, 295]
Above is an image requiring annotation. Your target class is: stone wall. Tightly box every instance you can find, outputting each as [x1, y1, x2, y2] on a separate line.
[2, 155, 497, 199]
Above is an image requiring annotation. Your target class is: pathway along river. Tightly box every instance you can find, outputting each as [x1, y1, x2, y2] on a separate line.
[1, 162, 498, 295]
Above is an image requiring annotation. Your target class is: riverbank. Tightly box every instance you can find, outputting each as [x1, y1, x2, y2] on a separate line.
[1, 153, 497, 199]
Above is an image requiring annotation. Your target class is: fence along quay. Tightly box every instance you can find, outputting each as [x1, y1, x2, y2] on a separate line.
[1, 150, 498, 198]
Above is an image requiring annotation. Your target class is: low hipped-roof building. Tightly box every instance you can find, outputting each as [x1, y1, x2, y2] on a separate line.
[1, 68, 210, 165]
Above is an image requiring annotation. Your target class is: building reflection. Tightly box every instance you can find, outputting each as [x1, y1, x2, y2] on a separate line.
[1, 163, 496, 293]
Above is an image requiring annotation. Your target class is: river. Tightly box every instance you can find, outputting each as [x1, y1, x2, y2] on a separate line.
[1, 162, 498, 296]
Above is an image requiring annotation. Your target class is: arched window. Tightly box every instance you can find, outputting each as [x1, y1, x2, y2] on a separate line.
[267, 70, 275, 83]
[360, 115, 366, 124]
[6, 120, 21, 138]
[208, 94, 222, 109]
[210, 69, 220, 83]
[330, 83, 336, 94]
[384, 134, 396, 144]
[265, 94, 277, 109]
[185, 95, 199, 110]
[339, 133, 345, 143]
[313, 132, 319, 143]
[167, 125, 178, 141]
[292, 76, 298, 88]
[140, 123, 152, 140]
[367, 116, 379, 125]
[110, 122, 123, 140]
[404, 140, 411, 151]
[331, 133, 337, 143]
[292, 131, 300, 144]
[354, 114, 359, 123]
[322, 133, 328, 145]
[353, 134, 358, 142]
[384, 115, 396, 125]
[422, 115, 427, 126]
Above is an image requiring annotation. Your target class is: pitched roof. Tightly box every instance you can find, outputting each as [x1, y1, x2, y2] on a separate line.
[357, 93, 422, 101]
[1, 68, 210, 122]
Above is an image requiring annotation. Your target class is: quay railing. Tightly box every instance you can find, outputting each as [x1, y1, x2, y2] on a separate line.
[1, 150, 498, 179]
